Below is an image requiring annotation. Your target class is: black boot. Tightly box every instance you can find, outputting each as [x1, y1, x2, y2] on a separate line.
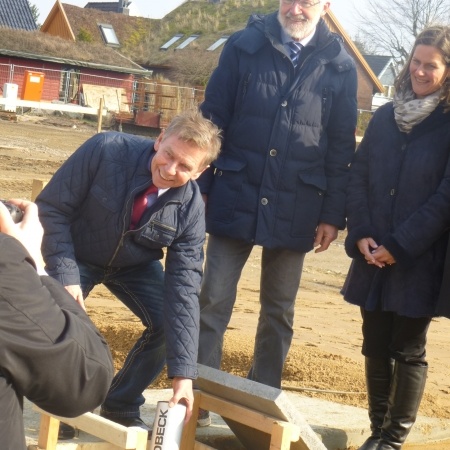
[376, 362, 427, 450]
[358, 357, 393, 450]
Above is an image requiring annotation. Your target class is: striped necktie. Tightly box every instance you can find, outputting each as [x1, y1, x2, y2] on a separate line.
[288, 41, 303, 69]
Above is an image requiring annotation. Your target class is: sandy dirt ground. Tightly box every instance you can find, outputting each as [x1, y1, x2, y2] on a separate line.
[1, 113, 450, 448]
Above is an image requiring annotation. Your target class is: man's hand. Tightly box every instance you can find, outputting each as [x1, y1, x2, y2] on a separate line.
[65, 285, 86, 311]
[0, 199, 45, 273]
[314, 223, 338, 253]
[169, 377, 194, 424]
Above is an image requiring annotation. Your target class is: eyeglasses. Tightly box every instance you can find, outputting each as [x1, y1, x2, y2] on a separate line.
[281, 0, 322, 7]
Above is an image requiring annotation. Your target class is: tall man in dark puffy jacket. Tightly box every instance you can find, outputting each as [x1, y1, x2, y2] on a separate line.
[36, 110, 221, 431]
[197, 0, 357, 422]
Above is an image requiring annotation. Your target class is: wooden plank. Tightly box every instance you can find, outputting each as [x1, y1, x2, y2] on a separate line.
[33, 407, 148, 449]
[37, 414, 59, 450]
[270, 421, 293, 450]
[180, 391, 201, 450]
[200, 392, 300, 441]
[0, 98, 106, 115]
[194, 442, 216, 450]
[31, 179, 48, 201]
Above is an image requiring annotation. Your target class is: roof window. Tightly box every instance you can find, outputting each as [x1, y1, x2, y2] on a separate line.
[207, 36, 229, 51]
[98, 23, 120, 47]
[175, 34, 200, 50]
[160, 34, 184, 50]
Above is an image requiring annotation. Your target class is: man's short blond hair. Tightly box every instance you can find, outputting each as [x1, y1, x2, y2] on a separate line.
[162, 109, 222, 168]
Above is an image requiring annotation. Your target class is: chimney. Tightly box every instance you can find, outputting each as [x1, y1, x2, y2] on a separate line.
[118, 0, 131, 15]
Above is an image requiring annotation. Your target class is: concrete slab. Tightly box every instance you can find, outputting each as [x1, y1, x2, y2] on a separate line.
[195, 364, 326, 450]
[24, 384, 450, 450]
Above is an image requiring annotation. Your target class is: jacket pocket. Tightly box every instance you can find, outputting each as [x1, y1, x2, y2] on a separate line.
[290, 172, 326, 237]
[207, 157, 247, 224]
[141, 220, 176, 247]
[135, 204, 179, 248]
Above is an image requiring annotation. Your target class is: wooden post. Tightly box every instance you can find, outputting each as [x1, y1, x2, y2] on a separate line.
[37, 414, 59, 450]
[31, 179, 48, 201]
[97, 97, 104, 133]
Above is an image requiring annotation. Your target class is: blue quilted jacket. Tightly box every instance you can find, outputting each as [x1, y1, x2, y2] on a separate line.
[37, 132, 205, 379]
[199, 14, 357, 252]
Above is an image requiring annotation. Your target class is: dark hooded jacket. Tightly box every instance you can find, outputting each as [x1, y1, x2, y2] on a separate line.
[342, 102, 450, 318]
[199, 13, 357, 252]
[37, 132, 205, 379]
[0, 233, 113, 449]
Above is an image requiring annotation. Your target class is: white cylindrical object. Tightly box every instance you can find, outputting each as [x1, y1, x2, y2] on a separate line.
[149, 401, 186, 450]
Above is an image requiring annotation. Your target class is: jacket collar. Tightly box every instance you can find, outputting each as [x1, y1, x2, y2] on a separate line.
[232, 12, 354, 72]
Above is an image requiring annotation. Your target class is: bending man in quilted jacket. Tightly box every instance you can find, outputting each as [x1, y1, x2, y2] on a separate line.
[36, 110, 221, 433]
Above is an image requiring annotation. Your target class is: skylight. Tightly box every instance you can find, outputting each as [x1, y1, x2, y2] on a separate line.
[160, 34, 184, 51]
[98, 23, 120, 47]
[207, 36, 229, 51]
[175, 34, 200, 50]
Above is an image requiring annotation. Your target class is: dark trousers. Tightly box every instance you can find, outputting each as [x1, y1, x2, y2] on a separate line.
[361, 307, 431, 365]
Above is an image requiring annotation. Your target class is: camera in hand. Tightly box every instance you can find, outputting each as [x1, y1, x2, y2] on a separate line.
[0, 200, 24, 223]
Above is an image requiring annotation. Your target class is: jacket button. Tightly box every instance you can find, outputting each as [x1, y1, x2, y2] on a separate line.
[269, 149, 277, 156]
[390, 189, 395, 196]
[281, 100, 288, 107]
[261, 198, 268, 205]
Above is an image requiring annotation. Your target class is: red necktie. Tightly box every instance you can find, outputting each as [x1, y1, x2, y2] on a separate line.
[130, 184, 158, 229]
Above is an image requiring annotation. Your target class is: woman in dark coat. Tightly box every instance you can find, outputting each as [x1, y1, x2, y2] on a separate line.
[342, 25, 450, 450]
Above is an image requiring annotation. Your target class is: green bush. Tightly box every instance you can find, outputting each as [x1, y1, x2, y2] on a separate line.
[356, 110, 373, 137]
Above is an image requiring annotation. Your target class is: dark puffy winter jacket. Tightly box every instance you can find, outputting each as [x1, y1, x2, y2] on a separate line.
[0, 233, 113, 450]
[199, 13, 357, 252]
[342, 103, 450, 318]
[37, 132, 205, 378]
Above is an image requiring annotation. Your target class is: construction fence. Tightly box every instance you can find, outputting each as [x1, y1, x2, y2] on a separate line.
[0, 62, 205, 129]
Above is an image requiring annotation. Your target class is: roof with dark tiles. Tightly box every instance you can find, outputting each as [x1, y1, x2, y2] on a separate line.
[363, 55, 394, 78]
[0, 0, 37, 31]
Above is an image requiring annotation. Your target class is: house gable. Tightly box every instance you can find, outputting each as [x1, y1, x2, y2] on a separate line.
[42, 1, 157, 48]
[363, 54, 397, 87]
[41, 0, 76, 41]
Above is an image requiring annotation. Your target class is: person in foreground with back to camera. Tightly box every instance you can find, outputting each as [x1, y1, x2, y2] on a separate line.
[36, 109, 222, 436]
[342, 25, 450, 450]
[196, 0, 357, 426]
[0, 199, 114, 450]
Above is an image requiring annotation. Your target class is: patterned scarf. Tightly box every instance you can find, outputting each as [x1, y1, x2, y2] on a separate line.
[393, 88, 442, 133]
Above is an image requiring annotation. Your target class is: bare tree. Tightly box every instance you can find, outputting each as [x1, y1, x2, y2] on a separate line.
[168, 48, 220, 87]
[356, 0, 450, 65]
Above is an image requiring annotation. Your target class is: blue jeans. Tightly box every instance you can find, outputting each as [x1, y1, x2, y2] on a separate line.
[198, 235, 305, 388]
[78, 260, 166, 418]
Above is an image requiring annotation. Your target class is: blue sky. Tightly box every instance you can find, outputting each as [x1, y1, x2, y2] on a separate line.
[33, 0, 360, 35]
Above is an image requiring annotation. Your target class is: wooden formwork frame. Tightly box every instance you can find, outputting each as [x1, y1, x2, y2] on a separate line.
[33, 390, 300, 450]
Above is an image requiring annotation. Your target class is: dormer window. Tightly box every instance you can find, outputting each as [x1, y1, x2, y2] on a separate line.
[98, 23, 120, 47]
